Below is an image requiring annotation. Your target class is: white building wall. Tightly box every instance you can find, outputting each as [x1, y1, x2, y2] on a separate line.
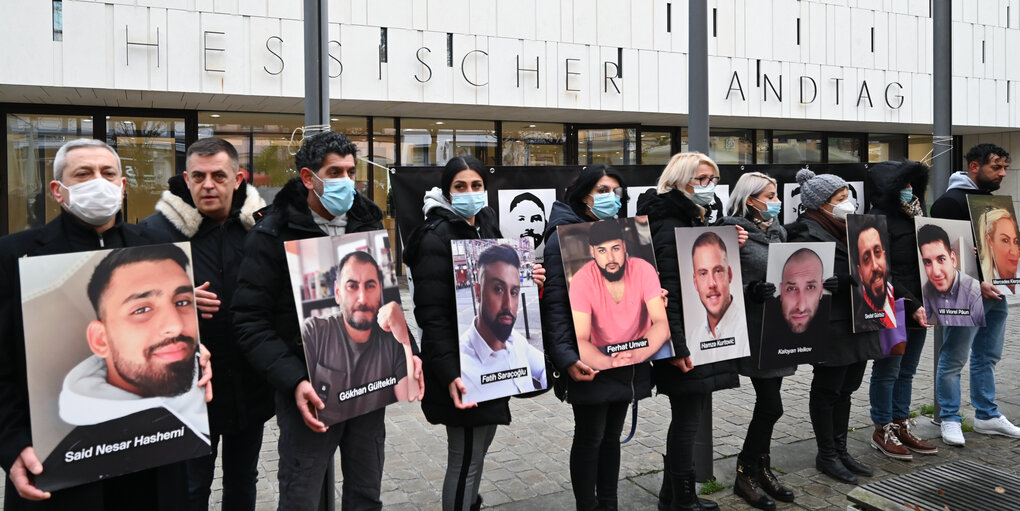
[0, 0, 1019, 129]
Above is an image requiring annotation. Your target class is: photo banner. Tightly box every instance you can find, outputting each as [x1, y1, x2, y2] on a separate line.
[914, 217, 985, 327]
[19, 243, 211, 492]
[846, 214, 896, 333]
[967, 194, 1020, 296]
[451, 238, 547, 403]
[284, 230, 418, 426]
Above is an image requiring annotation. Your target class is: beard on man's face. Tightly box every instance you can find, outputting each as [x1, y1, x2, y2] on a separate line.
[866, 272, 888, 309]
[345, 303, 379, 331]
[483, 308, 517, 342]
[113, 335, 198, 398]
[598, 258, 626, 282]
[521, 229, 543, 247]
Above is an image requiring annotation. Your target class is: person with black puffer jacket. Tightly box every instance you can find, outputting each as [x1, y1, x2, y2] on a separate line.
[541, 164, 650, 511]
[785, 169, 881, 486]
[403, 156, 545, 511]
[720, 172, 795, 511]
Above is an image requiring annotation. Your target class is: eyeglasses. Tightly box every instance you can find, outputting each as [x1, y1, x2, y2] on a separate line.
[689, 176, 720, 186]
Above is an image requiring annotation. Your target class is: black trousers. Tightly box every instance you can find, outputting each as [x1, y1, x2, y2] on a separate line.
[186, 422, 266, 511]
[569, 401, 629, 511]
[666, 392, 707, 477]
[809, 362, 867, 453]
[739, 377, 785, 461]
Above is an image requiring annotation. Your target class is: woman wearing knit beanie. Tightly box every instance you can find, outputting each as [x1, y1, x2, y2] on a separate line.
[786, 169, 882, 486]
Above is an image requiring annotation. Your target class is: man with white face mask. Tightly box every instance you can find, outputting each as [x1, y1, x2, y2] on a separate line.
[0, 139, 213, 510]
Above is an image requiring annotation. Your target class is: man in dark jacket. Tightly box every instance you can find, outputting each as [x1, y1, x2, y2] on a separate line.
[139, 137, 273, 510]
[0, 138, 207, 511]
[232, 131, 422, 511]
[929, 144, 1020, 447]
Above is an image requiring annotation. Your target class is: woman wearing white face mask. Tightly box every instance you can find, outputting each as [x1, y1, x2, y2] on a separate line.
[786, 169, 882, 486]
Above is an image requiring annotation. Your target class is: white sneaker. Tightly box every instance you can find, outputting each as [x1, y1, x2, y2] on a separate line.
[941, 421, 965, 446]
[974, 416, 1020, 438]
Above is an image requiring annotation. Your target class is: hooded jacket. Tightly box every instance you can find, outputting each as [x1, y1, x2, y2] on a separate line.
[866, 161, 929, 326]
[931, 171, 987, 221]
[539, 201, 653, 405]
[232, 177, 384, 394]
[403, 188, 510, 426]
[635, 189, 740, 395]
[139, 176, 274, 433]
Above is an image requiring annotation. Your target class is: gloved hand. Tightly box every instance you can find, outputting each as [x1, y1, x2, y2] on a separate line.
[744, 281, 776, 303]
[823, 275, 840, 294]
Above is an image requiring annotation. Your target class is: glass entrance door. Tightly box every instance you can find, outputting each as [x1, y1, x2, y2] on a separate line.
[106, 116, 186, 223]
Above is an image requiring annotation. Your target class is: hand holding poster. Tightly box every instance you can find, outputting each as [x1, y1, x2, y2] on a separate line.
[674, 226, 750, 365]
[914, 217, 986, 326]
[967, 195, 1020, 295]
[759, 242, 836, 369]
[285, 230, 418, 427]
[557, 217, 673, 370]
[19, 243, 211, 492]
[846, 214, 896, 332]
[451, 238, 547, 403]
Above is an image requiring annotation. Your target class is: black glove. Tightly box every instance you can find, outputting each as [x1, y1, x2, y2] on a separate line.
[745, 281, 776, 303]
[823, 275, 840, 294]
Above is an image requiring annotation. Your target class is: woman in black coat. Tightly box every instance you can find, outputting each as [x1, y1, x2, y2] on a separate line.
[785, 169, 881, 485]
[403, 156, 545, 511]
[720, 172, 796, 510]
[540, 164, 652, 511]
[635, 152, 744, 511]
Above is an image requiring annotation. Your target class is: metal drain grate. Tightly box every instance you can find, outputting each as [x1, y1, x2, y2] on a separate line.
[847, 460, 1020, 511]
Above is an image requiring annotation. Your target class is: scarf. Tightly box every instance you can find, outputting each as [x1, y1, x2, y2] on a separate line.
[803, 208, 846, 240]
[901, 196, 923, 218]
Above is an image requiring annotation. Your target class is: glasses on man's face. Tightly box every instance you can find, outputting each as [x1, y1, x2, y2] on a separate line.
[689, 175, 720, 186]
[594, 186, 624, 198]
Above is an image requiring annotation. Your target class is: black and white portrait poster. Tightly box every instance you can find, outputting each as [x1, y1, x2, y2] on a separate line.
[759, 242, 836, 369]
[914, 217, 985, 327]
[783, 179, 865, 222]
[557, 216, 674, 370]
[285, 230, 418, 426]
[450, 238, 546, 403]
[497, 188, 555, 262]
[674, 226, 750, 365]
[846, 214, 896, 333]
[18, 243, 211, 492]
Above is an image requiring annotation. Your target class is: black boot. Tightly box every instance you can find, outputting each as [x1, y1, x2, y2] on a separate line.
[667, 469, 721, 511]
[658, 454, 672, 511]
[835, 431, 873, 477]
[470, 495, 483, 511]
[734, 458, 775, 511]
[757, 454, 794, 503]
[811, 390, 857, 484]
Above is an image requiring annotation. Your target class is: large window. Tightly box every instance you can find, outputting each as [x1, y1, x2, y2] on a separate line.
[827, 135, 863, 163]
[869, 133, 907, 162]
[773, 131, 823, 164]
[6, 113, 94, 232]
[502, 122, 566, 166]
[578, 128, 637, 165]
[640, 130, 673, 165]
[106, 116, 186, 223]
[708, 129, 753, 164]
[400, 118, 496, 166]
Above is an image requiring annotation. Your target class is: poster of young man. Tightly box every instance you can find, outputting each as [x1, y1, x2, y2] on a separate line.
[967, 195, 1020, 295]
[450, 238, 547, 403]
[674, 226, 750, 365]
[497, 188, 555, 262]
[914, 218, 986, 326]
[557, 216, 673, 370]
[284, 230, 418, 426]
[759, 242, 836, 369]
[846, 214, 896, 332]
[18, 243, 211, 492]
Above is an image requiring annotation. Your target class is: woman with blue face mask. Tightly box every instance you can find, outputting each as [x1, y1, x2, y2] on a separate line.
[403, 155, 545, 511]
[721, 172, 796, 510]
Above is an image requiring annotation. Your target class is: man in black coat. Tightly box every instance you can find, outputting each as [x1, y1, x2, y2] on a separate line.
[139, 137, 273, 510]
[0, 138, 209, 511]
[232, 131, 422, 510]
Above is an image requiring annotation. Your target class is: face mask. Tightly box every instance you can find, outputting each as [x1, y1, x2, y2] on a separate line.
[691, 182, 716, 207]
[827, 199, 856, 221]
[900, 188, 914, 204]
[589, 192, 622, 220]
[451, 191, 486, 218]
[59, 179, 123, 226]
[311, 173, 356, 216]
[752, 197, 782, 221]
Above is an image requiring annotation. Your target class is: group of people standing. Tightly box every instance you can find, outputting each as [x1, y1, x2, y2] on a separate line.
[1, 132, 1018, 511]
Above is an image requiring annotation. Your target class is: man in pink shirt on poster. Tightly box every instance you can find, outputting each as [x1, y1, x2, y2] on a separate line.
[569, 219, 672, 370]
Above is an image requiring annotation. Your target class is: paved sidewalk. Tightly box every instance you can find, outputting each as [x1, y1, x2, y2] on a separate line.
[5, 299, 1020, 510]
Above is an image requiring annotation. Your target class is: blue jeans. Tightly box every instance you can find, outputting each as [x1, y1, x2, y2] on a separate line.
[870, 327, 928, 424]
[936, 298, 1008, 423]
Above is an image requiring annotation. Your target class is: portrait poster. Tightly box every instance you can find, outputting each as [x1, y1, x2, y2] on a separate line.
[759, 242, 836, 369]
[557, 216, 674, 370]
[783, 179, 865, 223]
[674, 226, 750, 365]
[497, 188, 555, 262]
[967, 195, 1020, 296]
[914, 217, 985, 327]
[846, 214, 896, 333]
[450, 238, 547, 403]
[19, 243, 211, 492]
[285, 230, 418, 426]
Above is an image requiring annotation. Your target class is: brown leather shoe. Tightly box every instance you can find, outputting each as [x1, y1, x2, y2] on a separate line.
[871, 423, 912, 460]
[894, 418, 939, 454]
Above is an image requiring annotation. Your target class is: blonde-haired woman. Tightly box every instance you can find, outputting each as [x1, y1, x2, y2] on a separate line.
[636, 152, 746, 511]
[976, 206, 1019, 294]
[721, 172, 795, 510]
